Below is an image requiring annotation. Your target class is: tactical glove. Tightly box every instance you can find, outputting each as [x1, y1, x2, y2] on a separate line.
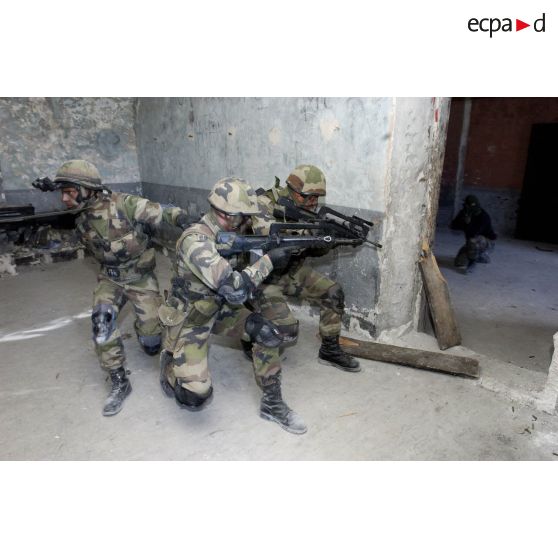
[267, 246, 293, 272]
[217, 270, 255, 305]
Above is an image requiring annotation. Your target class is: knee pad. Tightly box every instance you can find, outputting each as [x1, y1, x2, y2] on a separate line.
[138, 334, 162, 356]
[174, 383, 213, 411]
[245, 313, 299, 348]
[92, 304, 118, 344]
[325, 284, 345, 315]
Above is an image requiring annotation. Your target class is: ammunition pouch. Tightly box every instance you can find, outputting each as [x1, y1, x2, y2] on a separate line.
[159, 278, 220, 344]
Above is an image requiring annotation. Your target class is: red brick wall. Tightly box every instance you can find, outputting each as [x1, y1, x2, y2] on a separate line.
[444, 98, 558, 192]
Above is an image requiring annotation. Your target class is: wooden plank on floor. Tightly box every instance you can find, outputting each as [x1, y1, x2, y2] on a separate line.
[420, 241, 461, 350]
[340, 336, 480, 378]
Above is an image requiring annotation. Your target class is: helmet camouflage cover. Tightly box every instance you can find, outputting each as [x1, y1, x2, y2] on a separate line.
[55, 160, 102, 190]
[207, 177, 259, 215]
[286, 164, 326, 196]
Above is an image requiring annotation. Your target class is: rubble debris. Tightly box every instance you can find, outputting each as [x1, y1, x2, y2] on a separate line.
[0, 254, 17, 276]
[1, 204, 85, 275]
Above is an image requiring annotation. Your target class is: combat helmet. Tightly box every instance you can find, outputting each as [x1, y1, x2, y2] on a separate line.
[207, 177, 259, 215]
[55, 160, 103, 190]
[286, 165, 326, 196]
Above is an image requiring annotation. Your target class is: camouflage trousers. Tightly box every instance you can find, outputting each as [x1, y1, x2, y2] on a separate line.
[160, 283, 298, 397]
[93, 272, 163, 371]
[455, 236, 493, 268]
[269, 264, 343, 338]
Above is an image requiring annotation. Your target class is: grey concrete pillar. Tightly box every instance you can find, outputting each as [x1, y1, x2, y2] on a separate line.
[374, 98, 451, 334]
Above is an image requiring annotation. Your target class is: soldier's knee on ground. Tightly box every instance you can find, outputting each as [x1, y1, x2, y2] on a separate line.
[92, 303, 118, 344]
[138, 333, 162, 356]
[174, 379, 213, 411]
[324, 283, 345, 315]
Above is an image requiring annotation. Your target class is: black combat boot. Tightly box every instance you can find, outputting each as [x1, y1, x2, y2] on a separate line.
[318, 335, 361, 372]
[260, 374, 307, 435]
[102, 367, 132, 416]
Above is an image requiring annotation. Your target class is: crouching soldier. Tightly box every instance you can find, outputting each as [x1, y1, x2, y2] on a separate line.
[252, 164, 361, 372]
[451, 195, 497, 273]
[34, 160, 192, 416]
[159, 177, 307, 434]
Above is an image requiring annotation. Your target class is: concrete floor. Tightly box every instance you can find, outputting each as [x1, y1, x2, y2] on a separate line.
[1, 240, 558, 460]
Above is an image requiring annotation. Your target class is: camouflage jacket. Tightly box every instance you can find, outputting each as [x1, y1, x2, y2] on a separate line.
[252, 184, 331, 271]
[172, 212, 274, 317]
[251, 184, 291, 235]
[76, 191, 188, 275]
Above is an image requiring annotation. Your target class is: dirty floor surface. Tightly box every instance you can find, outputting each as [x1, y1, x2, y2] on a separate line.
[1, 248, 557, 460]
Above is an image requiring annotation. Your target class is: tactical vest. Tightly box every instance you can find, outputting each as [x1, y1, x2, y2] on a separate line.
[171, 218, 245, 320]
[76, 192, 154, 281]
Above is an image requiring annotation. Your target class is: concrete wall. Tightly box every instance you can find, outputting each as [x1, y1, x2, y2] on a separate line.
[136, 97, 449, 337]
[137, 98, 391, 211]
[0, 97, 141, 211]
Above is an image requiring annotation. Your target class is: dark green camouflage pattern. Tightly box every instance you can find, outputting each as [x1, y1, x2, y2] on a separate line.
[76, 190, 189, 371]
[207, 177, 259, 215]
[93, 272, 163, 370]
[286, 164, 326, 195]
[252, 187, 343, 337]
[160, 210, 286, 396]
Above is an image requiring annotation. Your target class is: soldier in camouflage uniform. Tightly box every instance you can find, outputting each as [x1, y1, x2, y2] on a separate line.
[52, 160, 192, 416]
[251, 164, 361, 372]
[159, 177, 307, 434]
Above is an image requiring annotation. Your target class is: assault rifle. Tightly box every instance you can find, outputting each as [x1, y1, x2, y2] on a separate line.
[215, 222, 364, 259]
[273, 197, 382, 249]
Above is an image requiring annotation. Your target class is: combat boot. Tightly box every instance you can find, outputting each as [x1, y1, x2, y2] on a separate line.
[260, 374, 307, 435]
[102, 367, 132, 416]
[318, 335, 361, 372]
